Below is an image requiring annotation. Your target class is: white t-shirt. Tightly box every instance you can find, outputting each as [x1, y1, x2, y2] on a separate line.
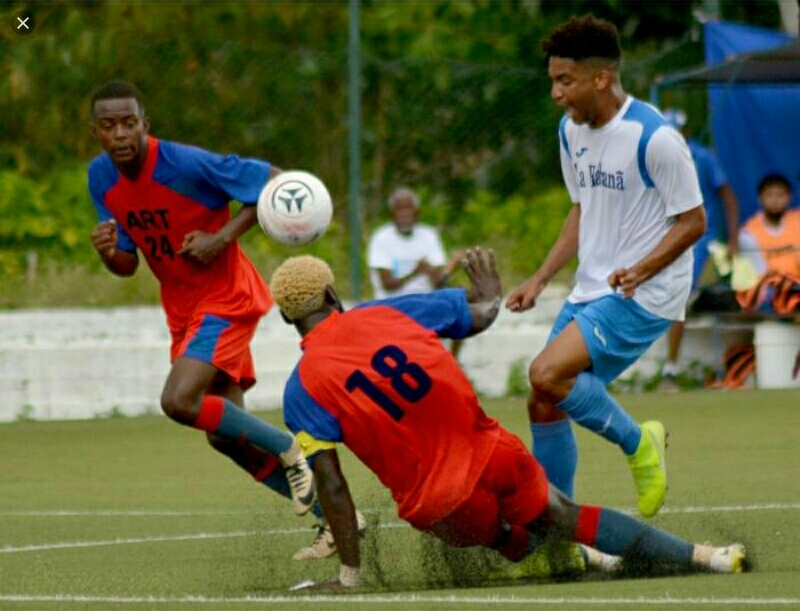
[559, 96, 703, 321]
[367, 222, 447, 299]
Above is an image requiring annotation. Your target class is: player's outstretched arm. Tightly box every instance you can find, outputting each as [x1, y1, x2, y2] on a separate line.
[462, 247, 502, 335]
[310, 449, 363, 588]
[506, 205, 579, 312]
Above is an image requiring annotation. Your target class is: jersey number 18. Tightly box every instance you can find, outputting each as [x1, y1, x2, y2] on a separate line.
[345, 345, 431, 421]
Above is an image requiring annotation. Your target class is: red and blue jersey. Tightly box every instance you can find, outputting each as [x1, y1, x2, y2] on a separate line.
[88, 137, 272, 333]
[283, 289, 502, 529]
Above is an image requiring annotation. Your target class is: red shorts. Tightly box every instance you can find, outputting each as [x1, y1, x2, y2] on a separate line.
[426, 428, 549, 548]
[170, 312, 260, 390]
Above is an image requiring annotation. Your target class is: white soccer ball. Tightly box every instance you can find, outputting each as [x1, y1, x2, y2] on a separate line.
[257, 170, 333, 247]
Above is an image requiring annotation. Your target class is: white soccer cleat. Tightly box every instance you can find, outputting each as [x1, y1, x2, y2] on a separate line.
[580, 544, 623, 573]
[279, 440, 316, 516]
[293, 510, 367, 561]
[708, 543, 747, 573]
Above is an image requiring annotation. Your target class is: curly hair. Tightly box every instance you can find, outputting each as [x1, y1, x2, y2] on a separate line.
[541, 14, 621, 63]
[271, 255, 335, 321]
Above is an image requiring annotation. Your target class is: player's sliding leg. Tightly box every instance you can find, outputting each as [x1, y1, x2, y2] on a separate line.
[573, 505, 745, 573]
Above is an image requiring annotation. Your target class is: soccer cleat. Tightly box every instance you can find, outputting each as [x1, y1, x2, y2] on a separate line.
[708, 543, 747, 573]
[579, 544, 623, 573]
[627, 420, 667, 518]
[490, 541, 586, 581]
[292, 510, 367, 561]
[279, 440, 316, 516]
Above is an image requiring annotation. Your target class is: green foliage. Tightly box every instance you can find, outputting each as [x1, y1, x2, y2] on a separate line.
[0, 1, 783, 307]
[437, 185, 574, 281]
[0, 167, 99, 275]
[1, 1, 722, 209]
[505, 358, 531, 397]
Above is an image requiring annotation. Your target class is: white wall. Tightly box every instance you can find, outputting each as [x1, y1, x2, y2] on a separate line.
[0, 290, 728, 422]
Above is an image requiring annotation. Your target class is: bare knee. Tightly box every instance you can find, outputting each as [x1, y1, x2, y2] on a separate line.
[528, 359, 565, 402]
[527, 360, 571, 424]
[160, 387, 202, 425]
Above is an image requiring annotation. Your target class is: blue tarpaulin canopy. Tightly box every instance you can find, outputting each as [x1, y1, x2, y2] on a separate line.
[653, 22, 800, 224]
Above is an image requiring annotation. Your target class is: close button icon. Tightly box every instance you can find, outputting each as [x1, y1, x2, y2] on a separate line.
[13, 11, 36, 36]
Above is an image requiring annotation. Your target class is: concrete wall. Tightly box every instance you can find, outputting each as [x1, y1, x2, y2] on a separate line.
[0, 290, 732, 422]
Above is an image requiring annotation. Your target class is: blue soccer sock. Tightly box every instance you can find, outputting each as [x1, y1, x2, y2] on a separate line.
[577, 505, 693, 567]
[530, 419, 578, 498]
[195, 396, 293, 456]
[557, 372, 641, 456]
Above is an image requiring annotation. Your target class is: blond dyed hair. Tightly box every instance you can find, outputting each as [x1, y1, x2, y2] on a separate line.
[271, 255, 335, 321]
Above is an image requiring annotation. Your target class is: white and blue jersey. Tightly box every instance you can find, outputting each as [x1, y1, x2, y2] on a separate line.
[558, 96, 703, 321]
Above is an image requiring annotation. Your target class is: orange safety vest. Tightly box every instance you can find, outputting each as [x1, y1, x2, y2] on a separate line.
[741, 209, 800, 277]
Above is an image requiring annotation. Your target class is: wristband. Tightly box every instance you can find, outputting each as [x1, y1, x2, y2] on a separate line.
[473, 295, 501, 319]
[339, 564, 362, 588]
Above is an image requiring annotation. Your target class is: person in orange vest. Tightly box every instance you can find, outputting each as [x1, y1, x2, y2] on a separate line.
[739, 173, 800, 277]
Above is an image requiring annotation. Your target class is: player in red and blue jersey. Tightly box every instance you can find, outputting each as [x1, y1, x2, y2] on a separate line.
[272, 248, 746, 590]
[87, 80, 319, 542]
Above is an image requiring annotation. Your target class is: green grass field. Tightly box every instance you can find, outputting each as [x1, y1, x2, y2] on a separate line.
[1, 389, 798, 610]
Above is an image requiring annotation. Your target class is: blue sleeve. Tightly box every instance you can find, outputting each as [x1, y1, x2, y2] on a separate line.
[558, 114, 571, 159]
[87, 155, 137, 253]
[358, 288, 473, 339]
[691, 142, 728, 191]
[283, 366, 343, 442]
[156, 141, 271, 208]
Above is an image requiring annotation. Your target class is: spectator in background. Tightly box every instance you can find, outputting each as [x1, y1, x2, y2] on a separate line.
[739, 173, 800, 277]
[367, 186, 464, 357]
[659, 109, 742, 391]
[368, 187, 461, 298]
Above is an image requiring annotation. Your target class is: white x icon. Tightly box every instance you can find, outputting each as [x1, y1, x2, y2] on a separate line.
[17, 16, 30, 30]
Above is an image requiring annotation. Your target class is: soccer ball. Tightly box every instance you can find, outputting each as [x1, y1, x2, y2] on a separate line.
[257, 170, 333, 247]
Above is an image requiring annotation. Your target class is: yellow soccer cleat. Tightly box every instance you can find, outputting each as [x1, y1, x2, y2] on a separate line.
[627, 420, 667, 518]
[489, 541, 586, 581]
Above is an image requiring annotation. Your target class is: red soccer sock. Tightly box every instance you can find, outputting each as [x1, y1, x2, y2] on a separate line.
[253, 455, 281, 482]
[194, 396, 225, 432]
[574, 505, 602, 547]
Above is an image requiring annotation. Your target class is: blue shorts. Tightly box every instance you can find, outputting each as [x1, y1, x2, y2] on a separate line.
[549, 294, 671, 384]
